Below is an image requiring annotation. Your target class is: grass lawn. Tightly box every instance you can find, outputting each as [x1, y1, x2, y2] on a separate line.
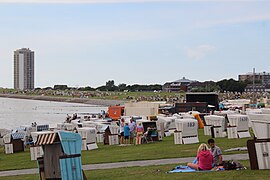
[88, 91, 184, 100]
[0, 89, 184, 101]
[0, 129, 251, 171]
[1, 161, 270, 180]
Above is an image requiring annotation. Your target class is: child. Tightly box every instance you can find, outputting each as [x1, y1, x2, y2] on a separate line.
[187, 143, 214, 170]
[124, 122, 130, 145]
[208, 138, 223, 166]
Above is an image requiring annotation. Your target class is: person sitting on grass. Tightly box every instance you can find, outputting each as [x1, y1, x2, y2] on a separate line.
[187, 143, 214, 170]
[124, 122, 130, 145]
[208, 138, 223, 166]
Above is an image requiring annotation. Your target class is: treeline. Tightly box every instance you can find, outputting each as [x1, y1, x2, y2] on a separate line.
[94, 80, 162, 92]
[38, 79, 255, 93]
[192, 79, 254, 93]
[49, 80, 162, 92]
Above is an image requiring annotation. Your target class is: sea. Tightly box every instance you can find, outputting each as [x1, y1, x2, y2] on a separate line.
[0, 97, 108, 130]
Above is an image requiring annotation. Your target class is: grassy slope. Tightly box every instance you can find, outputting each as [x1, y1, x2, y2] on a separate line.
[0, 89, 184, 101]
[0, 130, 251, 171]
[90, 91, 184, 100]
[1, 161, 270, 180]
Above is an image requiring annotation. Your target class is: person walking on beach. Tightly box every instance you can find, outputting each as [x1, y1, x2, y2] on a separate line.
[124, 122, 130, 145]
[119, 118, 125, 144]
[135, 122, 144, 145]
[187, 143, 214, 170]
[129, 118, 136, 144]
[208, 138, 223, 166]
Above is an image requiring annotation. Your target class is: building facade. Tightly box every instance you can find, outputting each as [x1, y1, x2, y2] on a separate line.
[245, 84, 270, 93]
[239, 72, 270, 84]
[14, 48, 35, 90]
[163, 77, 194, 92]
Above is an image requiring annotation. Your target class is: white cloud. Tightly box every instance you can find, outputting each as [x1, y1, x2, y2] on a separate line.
[0, 0, 263, 3]
[186, 45, 216, 60]
[197, 13, 270, 28]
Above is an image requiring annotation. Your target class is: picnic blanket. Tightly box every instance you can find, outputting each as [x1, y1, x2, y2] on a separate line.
[168, 165, 224, 173]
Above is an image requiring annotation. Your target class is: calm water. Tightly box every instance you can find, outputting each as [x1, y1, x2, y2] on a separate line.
[0, 97, 108, 129]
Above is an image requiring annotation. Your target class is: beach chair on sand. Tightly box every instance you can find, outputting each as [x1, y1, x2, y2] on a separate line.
[142, 130, 154, 144]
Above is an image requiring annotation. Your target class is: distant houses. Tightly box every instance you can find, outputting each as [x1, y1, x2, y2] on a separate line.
[245, 84, 270, 93]
[162, 77, 194, 92]
[164, 70, 270, 93]
[239, 72, 270, 84]
[162, 77, 217, 92]
[239, 71, 270, 93]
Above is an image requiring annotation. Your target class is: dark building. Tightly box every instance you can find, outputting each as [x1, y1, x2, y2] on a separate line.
[186, 92, 219, 110]
[175, 102, 208, 113]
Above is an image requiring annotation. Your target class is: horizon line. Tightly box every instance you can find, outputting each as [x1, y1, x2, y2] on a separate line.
[0, 0, 264, 4]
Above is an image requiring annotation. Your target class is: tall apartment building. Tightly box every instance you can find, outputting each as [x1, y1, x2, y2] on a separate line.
[239, 72, 270, 84]
[14, 48, 35, 90]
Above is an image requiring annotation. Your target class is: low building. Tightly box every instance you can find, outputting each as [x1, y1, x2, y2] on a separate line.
[245, 84, 270, 93]
[163, 77, 194, 92]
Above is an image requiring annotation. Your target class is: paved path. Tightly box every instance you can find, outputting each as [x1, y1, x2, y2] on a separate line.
[0, 154, 249, 177]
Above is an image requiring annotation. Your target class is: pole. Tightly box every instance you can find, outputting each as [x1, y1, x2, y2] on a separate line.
[252, 68, 255, 104]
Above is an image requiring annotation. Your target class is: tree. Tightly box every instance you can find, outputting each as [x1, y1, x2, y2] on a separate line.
[217, 79, 247, 92]
[118, 83, 127, 91]
[106, 80, 115, 88]
[53, 85, 68, 90]
[78, 86, 94, 91]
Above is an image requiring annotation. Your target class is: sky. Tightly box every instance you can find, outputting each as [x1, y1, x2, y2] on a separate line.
[0, 0, 270, 88]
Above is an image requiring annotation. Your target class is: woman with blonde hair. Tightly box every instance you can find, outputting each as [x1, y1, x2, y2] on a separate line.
[135, 122, 144, 145]
[187, 143, 213, 170]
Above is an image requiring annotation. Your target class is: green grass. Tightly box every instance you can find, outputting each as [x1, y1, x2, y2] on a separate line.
[0, 89, 184, 101]
[82, 130, 251, 165]
[0, 130, 251, 171]
[1, 161, 270, 180]
[0, 148, 36, 171]
[39, 91, 184, 101]
[87, 161, 270, 180]
[88, 91, 184, 100]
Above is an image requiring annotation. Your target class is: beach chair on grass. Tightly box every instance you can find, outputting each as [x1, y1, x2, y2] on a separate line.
[142, 130, 154, 144]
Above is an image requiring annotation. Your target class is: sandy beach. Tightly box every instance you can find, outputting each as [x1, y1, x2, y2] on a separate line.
[0, 94, 126, 106]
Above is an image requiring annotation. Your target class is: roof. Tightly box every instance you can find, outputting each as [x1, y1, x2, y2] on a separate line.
[173, 77, 193, 83]
[186, 92, 219, 95]
[240, 72, 270, 76]
[36, 133, 58, 145]
[11, 132, 25, 140]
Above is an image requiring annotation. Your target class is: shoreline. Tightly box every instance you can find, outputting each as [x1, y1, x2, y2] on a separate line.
[0, 94, 126, 107]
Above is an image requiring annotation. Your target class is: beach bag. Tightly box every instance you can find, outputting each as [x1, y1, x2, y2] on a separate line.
[223, 161, 237, 170]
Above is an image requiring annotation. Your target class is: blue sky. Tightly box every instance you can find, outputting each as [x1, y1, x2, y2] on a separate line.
[0, 0, 270, 88]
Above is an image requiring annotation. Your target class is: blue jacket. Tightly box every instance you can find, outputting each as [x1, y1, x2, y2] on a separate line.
[124, 125, 130, 136]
